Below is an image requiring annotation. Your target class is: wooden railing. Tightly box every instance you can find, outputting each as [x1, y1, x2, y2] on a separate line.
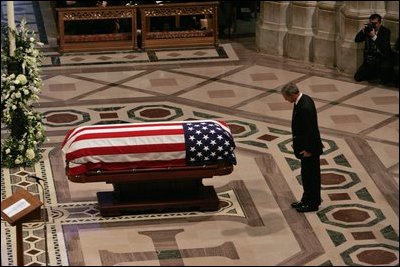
[139, 2, 219, 49]
[56, 2, 218, 52]
[56, 6, 137, 53]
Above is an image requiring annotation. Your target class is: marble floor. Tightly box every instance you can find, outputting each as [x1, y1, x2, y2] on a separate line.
[1, 1, 399, 266]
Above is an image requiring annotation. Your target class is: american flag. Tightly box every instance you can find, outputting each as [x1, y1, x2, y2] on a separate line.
[62, 120, 236, 176]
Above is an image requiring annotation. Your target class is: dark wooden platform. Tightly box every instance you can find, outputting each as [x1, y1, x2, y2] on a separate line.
[97, 184, 219, 217]
[67, 162, 233, 217]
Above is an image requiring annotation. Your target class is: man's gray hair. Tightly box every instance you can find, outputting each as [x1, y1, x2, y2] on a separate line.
[281, 82, 299, 95]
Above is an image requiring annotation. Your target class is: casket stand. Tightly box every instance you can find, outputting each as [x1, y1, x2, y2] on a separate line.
[67, 162, 233, 217]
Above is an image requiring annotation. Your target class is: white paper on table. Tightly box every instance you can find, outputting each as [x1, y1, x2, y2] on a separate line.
[3, 199, 31, 218]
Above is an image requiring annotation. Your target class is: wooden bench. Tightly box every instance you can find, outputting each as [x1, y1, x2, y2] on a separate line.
[62, 120, 236, 216]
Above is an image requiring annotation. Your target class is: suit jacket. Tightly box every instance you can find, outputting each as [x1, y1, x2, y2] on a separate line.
[355, 25, 392, 60]
[292, 94, 323, 159]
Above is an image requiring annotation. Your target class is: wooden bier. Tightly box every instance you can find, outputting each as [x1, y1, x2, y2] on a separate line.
[139, 2, 219, 50]
[56, 6, 137, 53]
[67, 162, 233, 217]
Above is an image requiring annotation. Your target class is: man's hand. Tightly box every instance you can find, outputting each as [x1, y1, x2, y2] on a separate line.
[300, 150, 312, 157]
[368, 28, 376, 38]
[96, 1, 107, 7]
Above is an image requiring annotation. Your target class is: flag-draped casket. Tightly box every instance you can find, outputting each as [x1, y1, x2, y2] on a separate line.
[62, 119, 236, 177]
[62, 120, 236, 216]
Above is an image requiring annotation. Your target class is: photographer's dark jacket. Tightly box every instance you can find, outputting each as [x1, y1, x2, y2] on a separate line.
[355, 25, 392, 64]
[291, 94, 323, 159]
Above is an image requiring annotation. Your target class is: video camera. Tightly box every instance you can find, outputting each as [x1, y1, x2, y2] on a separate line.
[364, 22, 376, 33]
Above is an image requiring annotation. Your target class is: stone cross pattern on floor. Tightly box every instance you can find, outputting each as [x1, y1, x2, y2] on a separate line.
[99, 229, 239, 265]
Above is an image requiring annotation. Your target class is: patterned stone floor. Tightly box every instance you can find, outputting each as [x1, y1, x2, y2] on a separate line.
[1, 1, 399, 266]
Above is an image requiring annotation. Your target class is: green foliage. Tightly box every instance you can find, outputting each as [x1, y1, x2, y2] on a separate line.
[1, 18, 46, 168]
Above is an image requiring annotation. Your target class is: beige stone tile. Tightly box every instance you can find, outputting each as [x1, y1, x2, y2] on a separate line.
[367, 140, 399, 169]
[317, 105, 392, 133]
[239, 92, 325, 119]
[60, 52, 150, 65]
[79, 227, 155, 266]
[73, 70, 145, 84]
[80, 87, 153, 100]
[41, 75, 105, 100]
[179, 81, 263, 107]
[174, 65, 242, 78]
[121, 70, 205, 94]
[366, 119, 399, 142]
[156, 48, 220, 60]
[297, 76, 366, 101]
[221, 65, 305, 89]
[343, 87, 399, 114]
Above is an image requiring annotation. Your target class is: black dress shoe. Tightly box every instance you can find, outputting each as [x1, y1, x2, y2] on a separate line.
[290, 201, 303, 208]
[296, 203, 319, 212]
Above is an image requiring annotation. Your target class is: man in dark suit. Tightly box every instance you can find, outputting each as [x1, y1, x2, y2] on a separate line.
[354, 13, 393, 84]
[281, 83, 323, 212]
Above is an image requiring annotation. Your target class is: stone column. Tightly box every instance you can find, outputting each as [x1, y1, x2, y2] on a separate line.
[286, 1, 317, 61]
[384, 1, 399, 47]
[336, 1, 386, 75]
[255, 1, 290, 56]
[313, 1, 344, 67]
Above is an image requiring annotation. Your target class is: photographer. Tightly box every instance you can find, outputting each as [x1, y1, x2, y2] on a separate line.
[354, 14, 393, 85]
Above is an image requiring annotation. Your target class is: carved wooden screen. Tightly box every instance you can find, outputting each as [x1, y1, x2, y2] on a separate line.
[56, 6, 137, 52]
[139, 2, 219, 50]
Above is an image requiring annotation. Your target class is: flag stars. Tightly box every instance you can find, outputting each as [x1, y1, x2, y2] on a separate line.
[183, 121, 236, 166]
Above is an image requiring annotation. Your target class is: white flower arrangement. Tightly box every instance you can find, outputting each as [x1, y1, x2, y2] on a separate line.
[1, 18, 46, 168]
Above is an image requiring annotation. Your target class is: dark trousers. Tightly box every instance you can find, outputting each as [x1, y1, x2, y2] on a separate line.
[354, 57, 394, 83]
[300, 155, 321, 207]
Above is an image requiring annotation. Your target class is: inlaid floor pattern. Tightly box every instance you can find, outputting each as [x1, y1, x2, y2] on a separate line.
[1, 1, 399, 266]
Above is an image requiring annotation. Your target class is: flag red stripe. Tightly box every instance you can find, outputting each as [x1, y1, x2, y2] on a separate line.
[66, 143, 186, 161]
[67, 128, 184, 145]
[62, 122, 183, 147]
